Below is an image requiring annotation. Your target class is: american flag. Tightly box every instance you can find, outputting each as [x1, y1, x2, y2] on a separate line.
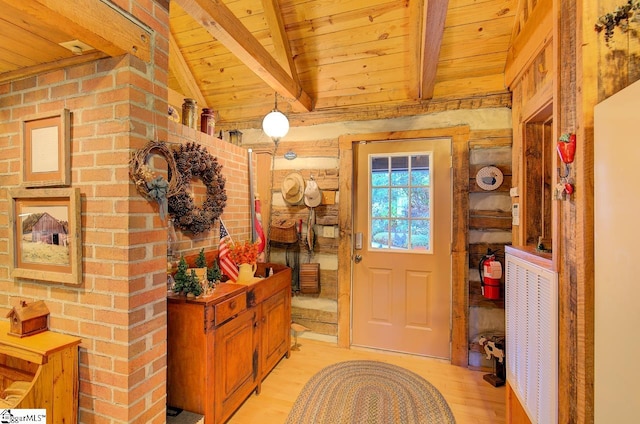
[218, 221, 238, 282]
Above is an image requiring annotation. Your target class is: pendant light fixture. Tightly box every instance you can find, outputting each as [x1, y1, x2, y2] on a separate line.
[262, 93, 289, 144]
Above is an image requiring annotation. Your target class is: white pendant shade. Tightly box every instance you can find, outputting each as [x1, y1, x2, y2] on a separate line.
[262, 109, 289, 140]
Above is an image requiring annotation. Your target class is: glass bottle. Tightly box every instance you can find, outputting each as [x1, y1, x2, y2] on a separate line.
[181, 98, 197, 129]
[200, 108, 215, 136]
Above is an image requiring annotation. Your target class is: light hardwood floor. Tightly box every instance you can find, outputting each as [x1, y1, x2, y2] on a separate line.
[227, 337, 506, 424]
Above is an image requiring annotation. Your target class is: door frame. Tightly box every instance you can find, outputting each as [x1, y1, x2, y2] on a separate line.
[337, 126, 470, 367]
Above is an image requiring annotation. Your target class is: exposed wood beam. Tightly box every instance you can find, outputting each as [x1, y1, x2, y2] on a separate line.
[0, 0, 152, 62]
[225, 92, 512, 130]
[176, 0, 313, 113]
[508, 0, 525, 47]
[421, 0, 449, 100]
[261, 0, 299, 84]
[504, 0, 552, 88]
[408, 0, 425, 99]
[169, 32, 208, 108]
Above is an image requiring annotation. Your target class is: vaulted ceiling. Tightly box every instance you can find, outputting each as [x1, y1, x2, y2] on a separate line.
[0, 0, 521, 128]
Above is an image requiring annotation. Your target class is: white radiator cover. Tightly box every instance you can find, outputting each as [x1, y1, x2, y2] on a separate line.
[505, 253, 558, 424]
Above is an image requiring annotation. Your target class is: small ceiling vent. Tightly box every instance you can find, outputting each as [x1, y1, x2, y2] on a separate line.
[59, 40, 95, 55]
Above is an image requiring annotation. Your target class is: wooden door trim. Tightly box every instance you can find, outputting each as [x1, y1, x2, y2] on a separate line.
[338, 126, 470, 367]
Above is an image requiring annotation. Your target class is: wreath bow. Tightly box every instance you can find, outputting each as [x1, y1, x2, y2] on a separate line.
[146, 176, 169, 220]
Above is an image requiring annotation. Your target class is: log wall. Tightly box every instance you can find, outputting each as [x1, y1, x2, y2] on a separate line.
[247, 107, 512, 365]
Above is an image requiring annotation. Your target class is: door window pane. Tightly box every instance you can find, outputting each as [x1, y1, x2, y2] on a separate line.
[390, 188, 408, 218]
[410, 188, 429, 218]
[410, 220, 430, 250]
[371, 188, 389, 218]
[371, 157, 389, 186]
[371, 219, 389, 247]
[391, 219, 409, 248]
[391, 156, 409, 186]
[369, 153, 432, 252]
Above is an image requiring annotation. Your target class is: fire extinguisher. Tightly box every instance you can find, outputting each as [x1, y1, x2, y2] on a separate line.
[479, 249, 502, 300]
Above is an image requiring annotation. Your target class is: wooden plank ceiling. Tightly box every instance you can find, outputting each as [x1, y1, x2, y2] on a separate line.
[0, 0, 517, 128]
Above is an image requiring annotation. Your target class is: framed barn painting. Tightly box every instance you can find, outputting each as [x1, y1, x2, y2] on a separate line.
[8, 188, 81, 285]
[20, 109, 71, 187]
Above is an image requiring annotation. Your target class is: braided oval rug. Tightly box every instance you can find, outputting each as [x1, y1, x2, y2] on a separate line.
[285, 360, 456, 424]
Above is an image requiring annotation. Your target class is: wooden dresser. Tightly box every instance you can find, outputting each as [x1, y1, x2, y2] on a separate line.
[0, 321, 81, 423]
[167, 263, 291, 424]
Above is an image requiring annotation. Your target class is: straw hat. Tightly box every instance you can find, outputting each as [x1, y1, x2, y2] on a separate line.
[304, 179, 322, 208]
[281, 172, 305, 205]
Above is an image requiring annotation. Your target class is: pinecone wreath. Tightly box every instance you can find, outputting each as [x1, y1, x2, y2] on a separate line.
[168, 142, 227, 234]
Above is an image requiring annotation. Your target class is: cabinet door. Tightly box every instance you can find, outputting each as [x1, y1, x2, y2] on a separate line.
[215, 309, 258, 424]
[167, 302, 210, 415]
[260, 288, 291, 379]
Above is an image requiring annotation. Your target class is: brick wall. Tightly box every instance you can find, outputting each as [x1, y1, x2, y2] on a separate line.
[0, 1, 214, 423]
[1, 50, 252, 424]
[0, 55, 167, 423]
[166, 121, 253, 259]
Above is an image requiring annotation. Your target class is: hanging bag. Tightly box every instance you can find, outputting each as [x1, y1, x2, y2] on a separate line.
[270, 219, 298, 244]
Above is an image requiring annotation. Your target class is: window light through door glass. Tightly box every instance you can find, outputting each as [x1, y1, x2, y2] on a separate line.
[370, 154, 431, 251]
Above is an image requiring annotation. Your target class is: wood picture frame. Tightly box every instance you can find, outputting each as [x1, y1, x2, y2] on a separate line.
[8, 187, 82, 285]
[21, 109, 71, 187]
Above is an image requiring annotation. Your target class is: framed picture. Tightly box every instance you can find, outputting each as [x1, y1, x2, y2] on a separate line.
[21, 109, 71, 187]
[7, 188, 82, 285]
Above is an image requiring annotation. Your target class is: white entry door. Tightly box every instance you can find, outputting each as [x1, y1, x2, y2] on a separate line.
[352, 138, 452, 358]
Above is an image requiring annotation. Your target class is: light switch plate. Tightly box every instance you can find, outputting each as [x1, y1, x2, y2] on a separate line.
[512, 203, 520, 225]
[322, 226, 335, 238]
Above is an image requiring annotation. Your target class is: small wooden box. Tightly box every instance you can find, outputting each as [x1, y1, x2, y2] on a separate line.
[300, 263, 320, 294]
[6, 300, 49, 338]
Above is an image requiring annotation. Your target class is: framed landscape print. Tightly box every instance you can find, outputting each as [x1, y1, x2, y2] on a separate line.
[21, 109, 71, 187]
[8, 188, 82, 285]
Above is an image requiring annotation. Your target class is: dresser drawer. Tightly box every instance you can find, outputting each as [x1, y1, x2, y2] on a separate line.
[214, 294, 246, 326]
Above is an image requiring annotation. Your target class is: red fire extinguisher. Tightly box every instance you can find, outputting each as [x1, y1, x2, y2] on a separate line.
[479, 249, 502, 300]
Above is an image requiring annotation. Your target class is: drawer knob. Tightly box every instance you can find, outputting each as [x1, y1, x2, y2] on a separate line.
[230, 300, 236, 309]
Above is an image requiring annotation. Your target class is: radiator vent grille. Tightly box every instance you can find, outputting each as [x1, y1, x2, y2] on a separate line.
[505, 253, 558, 424]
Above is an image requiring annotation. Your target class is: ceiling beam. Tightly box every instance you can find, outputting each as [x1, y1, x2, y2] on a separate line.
[504, 0, 552, 88]
[261, 0, 299, 84]
[420, 0, 449, 100]
[175, 0, 313, 113]
[169, 32, 208, 108]
[223, 92, 513, 130]
[408, 0, 425, 99]
[0, 0, 152, 62]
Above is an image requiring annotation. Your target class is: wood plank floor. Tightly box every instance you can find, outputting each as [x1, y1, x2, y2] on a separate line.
[227, 338, 506, 424]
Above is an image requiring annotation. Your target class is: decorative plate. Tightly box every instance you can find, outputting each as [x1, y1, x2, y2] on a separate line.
[475, 166, 504, 191]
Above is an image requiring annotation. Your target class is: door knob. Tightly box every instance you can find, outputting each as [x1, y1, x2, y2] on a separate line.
[354, 254, 362, 263]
